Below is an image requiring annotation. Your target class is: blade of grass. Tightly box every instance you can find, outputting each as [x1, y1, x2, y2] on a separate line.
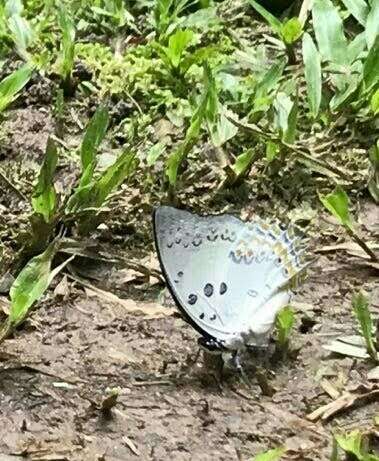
[31, 138, 58, 223]
[312, 0, 348, 64]
[79, 105, 109, 187]
[363, 34, 379, 90]
[247, 0, 282, 36]
[302, 32, 322, 119]
[352, 292, 377, 361]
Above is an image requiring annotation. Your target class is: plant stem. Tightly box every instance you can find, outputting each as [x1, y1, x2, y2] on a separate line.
[0, 319, 13, 344]
[346, 228, 378, 262]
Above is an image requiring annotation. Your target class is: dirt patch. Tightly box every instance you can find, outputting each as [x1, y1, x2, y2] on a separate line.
[0, 246, 378, 460]
[1, 107, 54, 163]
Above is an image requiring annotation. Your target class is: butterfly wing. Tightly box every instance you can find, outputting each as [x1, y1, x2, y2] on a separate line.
[154, 206, 305, 350]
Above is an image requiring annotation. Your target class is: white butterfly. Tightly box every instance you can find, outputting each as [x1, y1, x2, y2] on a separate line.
[154, 206, 307, 354]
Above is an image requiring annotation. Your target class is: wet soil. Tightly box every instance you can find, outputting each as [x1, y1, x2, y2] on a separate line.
[0, 107, 378, 461]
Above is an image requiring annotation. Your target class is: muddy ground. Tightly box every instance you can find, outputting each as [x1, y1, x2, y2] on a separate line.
[0, 107, 378, 461]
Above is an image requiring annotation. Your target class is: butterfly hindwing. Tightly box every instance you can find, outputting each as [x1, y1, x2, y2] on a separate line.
[154, 206, 305, 349]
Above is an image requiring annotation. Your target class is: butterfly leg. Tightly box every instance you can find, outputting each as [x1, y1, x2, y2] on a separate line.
[198, 337, 225, 390]
[231, 351, 251, 388]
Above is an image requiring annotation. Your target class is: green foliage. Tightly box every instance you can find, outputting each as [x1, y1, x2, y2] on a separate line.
[0, 64, 33, 113]
[31, 138, 58, 224]
[79, 105, 110, 188]
[319, 187, 354, 231]
[165, 63, 214, 186]
[154, 0, 195, 39]
[302, 33, 321, 118]
[57, 3, 76, 93]
[352, 292, 378, 361]
[252, 447, 286, 461]
[334, 430, 379, 461]
[8, 240, 59, 327]
[275, 306, 295, 350]
[368, 140, 379, 203]
[247, 0, 303, 51]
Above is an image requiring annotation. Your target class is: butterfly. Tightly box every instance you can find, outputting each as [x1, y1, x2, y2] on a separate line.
[153, 206, 307, 362]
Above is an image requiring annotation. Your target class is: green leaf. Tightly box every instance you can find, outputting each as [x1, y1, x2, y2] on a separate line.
[302, 33, 322, 118]
[147, 143, 166, 166]
[232, 149, 256, 178]
[252, 447, 286, 461]
[165, 29, 194, 68]
[347, 32, 367, 63]
[276, 306, 295, 348]
[273, 92, 294, 140]
[352, 292, 377, 361]
[32, 138, 58, 223]
[363, 34, 379, 90]
[312, 0, 348, 64]
[247, 0, 282, 36]
[255, 58, 287, 100]
[280, 17, 303, 45]
[319, 187, 354, 230]
[165, 64, 211, 186]
[68, 151, 136, 212]
[370, 88, 379, 114]
[90, 151, 136, 208]
[283, 91, 298, 144]
[79, 105, 109, 186]
[366, 0, 379, 49]
[8, 14, 33, 60]
[57, 4, 76, 82]
[340, 0, 369, 26]
[266, 141, 280, 162]
[9, 240, 59, 326]
[0, 63, 33, 112]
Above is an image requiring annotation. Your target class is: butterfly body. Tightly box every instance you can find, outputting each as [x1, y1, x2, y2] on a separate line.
[154, 206, 306, 354]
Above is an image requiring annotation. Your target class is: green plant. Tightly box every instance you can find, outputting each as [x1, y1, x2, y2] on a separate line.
[57, 3, 76, 94]
[28, 105, 136, 255]
[91, 0, 136, 29]
[308, 0, 379, 113]
[252, 447, 286, 461]
[0, 238, 73, 343]
[165, 63, 214, 187]
[275, 306, 295, 352]
[154, 0, 195, 40]
[0, 64, 33, 113]
[319, 187, 378, 262]
[333, 430, 379, 461]
[247, 0, 303, 64]
[352, 292, 378, 362]
[368, 140, 379, 203]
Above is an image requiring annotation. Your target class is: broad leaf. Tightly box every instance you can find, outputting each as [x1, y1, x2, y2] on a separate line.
[302, 33, 322, 118]
[9, 240, 58, 326]
[8, 14, 33, 60]
[312, 0, 348, 64]
[280, 17, 303, 45]
[0, 64, 33, 112]
[340, 0, 369, 26]
[319, 187, 354, 230]
[276, 306, 295, 347]
[231, 149, 256, 179]
[366, 0, 379, 49]
[165, 29, 194, 68]
[32, 138, 58, 223]
[79, 105, 109, 186]
[363, 34, 379, 90]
